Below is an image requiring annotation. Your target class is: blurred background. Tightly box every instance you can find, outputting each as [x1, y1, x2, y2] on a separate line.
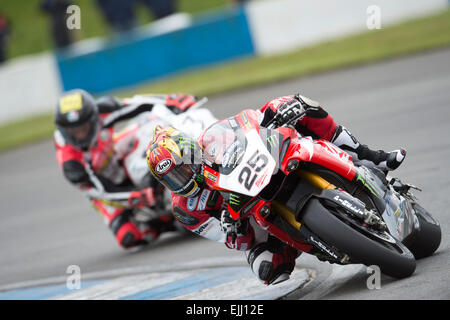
[0, 0, 449, 149]
[0, 0, 449, 299]
[1, 0, 244, 59]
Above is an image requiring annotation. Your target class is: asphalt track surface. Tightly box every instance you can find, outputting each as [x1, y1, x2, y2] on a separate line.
[0, 48, 449, 299]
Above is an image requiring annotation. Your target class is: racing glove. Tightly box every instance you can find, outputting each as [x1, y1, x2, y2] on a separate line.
[274, 98, 305, 127]
[165, 94, 197, 114]
[220, 210, 254, 250]
[220, 209, 240, 244]
[128, 188, 156, 209]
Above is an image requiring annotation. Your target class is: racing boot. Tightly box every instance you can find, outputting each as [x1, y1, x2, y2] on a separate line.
[331, 125, 406, 172]
[385, 148, 407, 171]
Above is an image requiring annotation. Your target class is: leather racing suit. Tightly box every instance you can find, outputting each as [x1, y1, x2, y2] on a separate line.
[55, 93, 197, 248]
[170, 93, 406, 284]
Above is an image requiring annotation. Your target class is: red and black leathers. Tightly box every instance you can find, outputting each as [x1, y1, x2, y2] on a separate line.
[170, 93, 405, 284]
[55, 93, 197, 248]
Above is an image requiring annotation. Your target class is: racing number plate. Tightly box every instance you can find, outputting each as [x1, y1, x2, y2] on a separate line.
[218, 130, 276, 197]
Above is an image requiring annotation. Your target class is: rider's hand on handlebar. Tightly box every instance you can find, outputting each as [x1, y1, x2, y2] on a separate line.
[166, 94, 197, 114]
[274, 98, 305, 127]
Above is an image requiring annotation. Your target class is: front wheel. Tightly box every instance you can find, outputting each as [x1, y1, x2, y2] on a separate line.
[403, 203, 441, 259]
[301, 199, 416, 279]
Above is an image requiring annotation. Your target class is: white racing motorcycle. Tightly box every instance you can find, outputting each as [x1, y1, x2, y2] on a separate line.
[89, 95, 217, 227]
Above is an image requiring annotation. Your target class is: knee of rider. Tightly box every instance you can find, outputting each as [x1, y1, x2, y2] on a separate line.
[247, 243, 297, 285]
[109, 214, 142, 248]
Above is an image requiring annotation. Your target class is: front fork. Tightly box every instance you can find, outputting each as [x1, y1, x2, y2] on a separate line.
[250, 170, 336, 253]
[251, 199, 314, 253]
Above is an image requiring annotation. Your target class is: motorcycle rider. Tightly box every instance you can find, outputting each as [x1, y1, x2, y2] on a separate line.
[54, 89, 199, 249]
[146, 93, 406, 284]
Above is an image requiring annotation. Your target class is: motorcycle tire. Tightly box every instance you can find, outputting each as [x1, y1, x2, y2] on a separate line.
[302, 198, 416, 279]
[404, 203, 441, 259]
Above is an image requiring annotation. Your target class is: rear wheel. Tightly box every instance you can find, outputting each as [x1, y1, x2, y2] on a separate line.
[302, 199, 416, 279]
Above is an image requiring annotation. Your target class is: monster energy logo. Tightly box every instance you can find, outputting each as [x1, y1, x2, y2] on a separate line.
[195, 174, 204, 183]
[356, 171, 378, 197]
[229, 193, 240, 206]
[258, 129, 281, 164]
[179, 137, 195, 149]
[266, 134, 278, 148]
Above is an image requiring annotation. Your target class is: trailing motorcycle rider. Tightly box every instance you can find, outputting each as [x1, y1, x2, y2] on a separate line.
[146, 93, 406, 284]
[54, 89, 198, 249]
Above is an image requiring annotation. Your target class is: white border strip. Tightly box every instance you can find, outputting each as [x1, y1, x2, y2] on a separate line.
[0, 257, 246, 292]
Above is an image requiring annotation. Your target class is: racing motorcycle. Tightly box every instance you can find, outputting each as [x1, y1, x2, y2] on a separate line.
[92, 95, 217, 227]
[199, 109, 441, 278]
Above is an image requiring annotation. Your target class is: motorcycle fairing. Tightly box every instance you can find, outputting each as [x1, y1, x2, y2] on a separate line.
[202, 109, 361, 220]
[292, 137, 357, 182]
[217, 129, 277, 197]
[201, 110, 285, 219]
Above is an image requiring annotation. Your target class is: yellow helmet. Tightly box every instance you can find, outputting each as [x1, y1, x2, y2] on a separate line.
[146, 126, 203, 197]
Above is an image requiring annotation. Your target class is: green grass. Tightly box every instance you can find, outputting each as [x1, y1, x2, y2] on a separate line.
[1, 9, 450, 152]
[0, 113, 55, 151]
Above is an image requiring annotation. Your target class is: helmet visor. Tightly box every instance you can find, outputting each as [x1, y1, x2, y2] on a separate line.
[59, 119, 98, 150]
[66, 122, 92, 141]
[159, 163, 200, 196]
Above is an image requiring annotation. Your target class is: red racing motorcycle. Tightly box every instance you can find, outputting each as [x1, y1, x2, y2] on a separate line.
[199, 109, 441, 279]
